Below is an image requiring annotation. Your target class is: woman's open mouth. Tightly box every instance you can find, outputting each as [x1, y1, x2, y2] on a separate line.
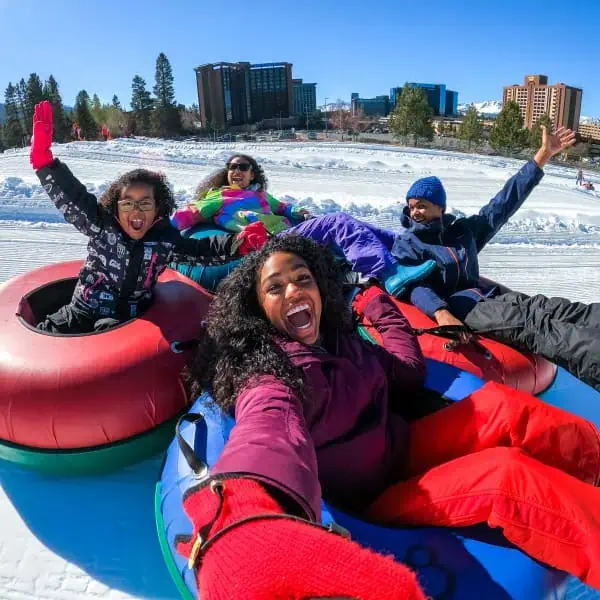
[285, 303, 314, 332]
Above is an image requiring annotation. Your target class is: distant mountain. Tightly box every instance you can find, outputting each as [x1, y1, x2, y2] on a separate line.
[457, 100, 503, 118]
[580, 115, 600, 125]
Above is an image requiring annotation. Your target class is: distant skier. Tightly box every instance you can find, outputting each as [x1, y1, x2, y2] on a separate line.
[576, 169, 584, 186]
[101, 123, 111, 141]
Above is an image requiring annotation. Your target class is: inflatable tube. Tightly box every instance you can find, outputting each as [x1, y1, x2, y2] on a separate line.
[156, 359, 600, 599]
[170, 225, 242, 292]
[382, 298, 557, 395]
[0, 261, 211, 473]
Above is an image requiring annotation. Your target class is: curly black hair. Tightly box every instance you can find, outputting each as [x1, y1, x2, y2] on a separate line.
[194, 154, 268, 200]
[99, 169, 176, 218]
[188, 235, 353, 413]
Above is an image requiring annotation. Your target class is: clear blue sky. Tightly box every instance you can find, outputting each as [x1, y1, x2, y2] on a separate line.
[2, 0, 599, 116]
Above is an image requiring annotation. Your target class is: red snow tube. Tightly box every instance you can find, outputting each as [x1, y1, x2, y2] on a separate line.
[0, 261, 210, 450]
[392, 300, 556, 395]
[356, 288, 556, 396]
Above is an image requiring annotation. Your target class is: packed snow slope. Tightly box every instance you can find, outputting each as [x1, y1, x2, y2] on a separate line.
[0, 139, 599, 599]
[1, 138, 599, 303]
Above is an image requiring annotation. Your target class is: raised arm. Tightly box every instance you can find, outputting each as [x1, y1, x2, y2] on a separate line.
[465, 126, 576, 251]
[31, 101, 103, 236]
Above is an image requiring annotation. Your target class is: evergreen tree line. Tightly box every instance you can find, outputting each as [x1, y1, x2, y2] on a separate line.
[387, 83, 557, 154]
[1, 53, 190, 151]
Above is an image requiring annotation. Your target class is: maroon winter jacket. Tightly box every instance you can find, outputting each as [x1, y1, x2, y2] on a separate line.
[212, 291, 426, 522]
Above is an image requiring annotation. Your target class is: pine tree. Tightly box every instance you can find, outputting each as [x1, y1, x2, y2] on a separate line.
[458, 105, 484, 149]
[90, 93, 105, 125]
[112, 95, 122, 110]
[152, 53, 182, 137]
[74, 90, 98, 140]
[44, 75, 71, 142]
[131, 75, 153, 135]
[388, 84, 434, 146]
[490, 101, 527, 153]
[15, 79, 28, 134]
[4, 83, 24, 148]
[25, 73, 44, 135]
[153, 52, 176, 108]
[528, 114, 553, 149]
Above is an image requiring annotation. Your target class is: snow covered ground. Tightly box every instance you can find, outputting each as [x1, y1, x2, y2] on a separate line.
[1, 139, 599, 599]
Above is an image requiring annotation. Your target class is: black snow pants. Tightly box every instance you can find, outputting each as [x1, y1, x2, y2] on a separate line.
[38, 303, 120, 334]
[464, 292, 600, 391]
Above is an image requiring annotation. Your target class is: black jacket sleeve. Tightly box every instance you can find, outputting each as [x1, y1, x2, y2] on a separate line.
[169, 226, 242, 265]
[36, 159, 104, 237]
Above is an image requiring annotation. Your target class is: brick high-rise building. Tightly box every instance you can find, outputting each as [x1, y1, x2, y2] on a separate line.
[503, 75, 583, 131]
[194, 62, 294, 128]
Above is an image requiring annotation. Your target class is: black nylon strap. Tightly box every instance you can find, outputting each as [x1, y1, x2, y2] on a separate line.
[176, 413, 210, 479]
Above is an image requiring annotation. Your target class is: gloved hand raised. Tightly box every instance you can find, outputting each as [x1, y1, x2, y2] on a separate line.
[30, 100, 54, 171]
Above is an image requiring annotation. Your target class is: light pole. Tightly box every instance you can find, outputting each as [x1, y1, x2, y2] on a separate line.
[324, 96, 328, 137]
[305, 102, 309, 134]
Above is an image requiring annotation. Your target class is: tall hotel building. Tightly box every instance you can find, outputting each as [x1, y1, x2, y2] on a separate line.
[194, 62, 294, 128]
[503, 75, 582, 131]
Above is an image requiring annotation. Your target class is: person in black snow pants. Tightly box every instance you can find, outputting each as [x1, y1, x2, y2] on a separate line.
[392, 125, 600, 391]
[29, 101, 260, 334]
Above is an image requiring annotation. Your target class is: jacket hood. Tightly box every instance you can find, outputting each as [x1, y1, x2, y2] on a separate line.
[400, 205, 456, 234]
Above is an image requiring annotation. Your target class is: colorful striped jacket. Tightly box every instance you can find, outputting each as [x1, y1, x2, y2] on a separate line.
[171, 185, 306, 234]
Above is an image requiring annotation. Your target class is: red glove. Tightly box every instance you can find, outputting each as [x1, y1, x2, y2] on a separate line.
[177, 478, 426, 600]
[352, 284, 388, 319]
[30, 100, 54, 171]
[236, 220, 269, 256]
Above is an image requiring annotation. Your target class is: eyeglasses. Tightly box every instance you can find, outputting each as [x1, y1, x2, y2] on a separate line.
[117, 199, 156, 212]
[227, 163, 252, 172]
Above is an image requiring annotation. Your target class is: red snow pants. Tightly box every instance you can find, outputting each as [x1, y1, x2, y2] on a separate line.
[368, 381, 600, 588]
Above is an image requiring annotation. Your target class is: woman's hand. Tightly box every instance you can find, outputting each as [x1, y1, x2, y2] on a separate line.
[534, 126, 577, 168]
[30, 100, 54, 171]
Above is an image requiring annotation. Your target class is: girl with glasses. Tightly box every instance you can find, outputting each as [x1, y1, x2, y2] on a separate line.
[29, 102, 262, 334]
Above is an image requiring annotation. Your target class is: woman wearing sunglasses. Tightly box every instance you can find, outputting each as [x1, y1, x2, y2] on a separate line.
[171, 154, 312, 235]
[172, 154, 436, 296]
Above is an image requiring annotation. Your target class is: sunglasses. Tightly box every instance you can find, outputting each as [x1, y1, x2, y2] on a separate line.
[118, 199, 156, 212]
[228, 162, 252, 172]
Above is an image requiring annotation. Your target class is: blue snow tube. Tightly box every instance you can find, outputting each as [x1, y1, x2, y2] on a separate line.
[155, 359, 600, 599]
[170, 225, 242, 292]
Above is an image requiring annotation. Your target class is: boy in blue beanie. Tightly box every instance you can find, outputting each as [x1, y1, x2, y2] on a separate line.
[393, 127, 600, 391]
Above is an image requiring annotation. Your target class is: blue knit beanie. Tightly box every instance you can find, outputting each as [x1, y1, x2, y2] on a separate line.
[406, 176, 446, 211]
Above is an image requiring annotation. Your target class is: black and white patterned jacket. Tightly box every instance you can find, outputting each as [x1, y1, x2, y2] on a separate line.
[37, 160, 240, 319]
